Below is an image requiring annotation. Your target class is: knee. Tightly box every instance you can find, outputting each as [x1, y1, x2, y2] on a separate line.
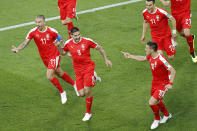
[47, 74, 54, 81]
[79, 92, 85, 97]
[61, 18, 72, 25]
[168, 55, 175, 60]
[184, 30, 191, 37]
[149, 99, 155, 106]
[56, 72, 63, 78]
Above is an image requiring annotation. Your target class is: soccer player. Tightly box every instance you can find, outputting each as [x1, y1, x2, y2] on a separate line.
[61, 27, 112, 121]
[160, 0, 197, 63]
[58, 0, 77, 38]
[11, 15, 78, 104]
[121, 41, 176, 130]
[141, 0, 177, 60]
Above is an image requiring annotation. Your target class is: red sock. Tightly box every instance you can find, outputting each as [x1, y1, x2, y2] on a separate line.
[157, 101, 169, 116]
[50, 77, 64, 93]
[86, 96, 93, 114]
[61, 72, 74, 85]
[150, 104, 160, 120]
[186, 35, 194, 53]
[67, 22, 74, 39]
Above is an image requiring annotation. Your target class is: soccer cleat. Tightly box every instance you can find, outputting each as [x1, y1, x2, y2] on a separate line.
[160, 113, 172, 124]
[150, 120, 160, 130]
[73, 83, 79, 96]
[82, 113, 92, 121]
[60, 91, 67, 104]
[191, 56, 197, 63]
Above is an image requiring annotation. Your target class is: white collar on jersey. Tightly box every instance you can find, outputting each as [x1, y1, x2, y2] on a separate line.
[38, 26, 48, 33]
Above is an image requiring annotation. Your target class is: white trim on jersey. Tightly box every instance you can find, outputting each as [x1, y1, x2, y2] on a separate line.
[159, 55, 171, 70]
[26, 27, 37, 40]
[83, 37, 99, 45]
[64, 38, 73, 46]
[55, 56, 60, 69]
[142, 8, 147, 13]
[48, 27, 58, 34]
[157, 8, 172, 19]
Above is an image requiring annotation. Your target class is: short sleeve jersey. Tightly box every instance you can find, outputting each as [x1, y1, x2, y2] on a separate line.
[143, 8, 172, 38]
[26, 27, 60, 59]
[146, 54, 171, 82]
[170, 0, 191, 15]
[63, 37, 98, 69]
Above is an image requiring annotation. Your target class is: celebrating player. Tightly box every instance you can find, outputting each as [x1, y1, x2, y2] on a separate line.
[142, 0, 177, 60]
[58, 0, 77, 38]
[60, 27, 112, 121]
[11, 15, 78, 104]
[121, 41, 176, 130]
[160, 0, 197, 63]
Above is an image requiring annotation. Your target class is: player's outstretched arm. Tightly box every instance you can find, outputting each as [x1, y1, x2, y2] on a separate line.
[95, 45, 112, 68]
[160, 0, 170, 6]
[11, 39, 31, 53]
[169, 16, 177, 40]
[121, 51, 146, 62]
[141, 21, 149, 44]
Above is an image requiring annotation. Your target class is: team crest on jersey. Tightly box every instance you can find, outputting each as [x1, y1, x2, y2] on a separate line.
[156, 15, 159, 21]
[81, 44, 85, 50]
[70, 45, 73, 48]
[46, 34, 50, 40]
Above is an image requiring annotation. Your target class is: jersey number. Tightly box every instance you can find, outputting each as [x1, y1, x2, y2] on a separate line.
[41, 38, 47, 44]
[77, 50, 81, 56]
[150, 19, 156, 24]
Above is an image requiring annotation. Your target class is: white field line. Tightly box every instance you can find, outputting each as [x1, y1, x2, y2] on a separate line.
[0, 0, 142, 32]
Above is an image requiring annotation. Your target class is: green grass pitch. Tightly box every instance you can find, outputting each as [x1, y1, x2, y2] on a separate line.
[0, 0, 197, 130]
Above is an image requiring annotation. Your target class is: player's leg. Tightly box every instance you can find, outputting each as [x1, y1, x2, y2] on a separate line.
[47, 68, 67, 104]
[82, 69, 95, 121]
[59, 2, 76, 38]
[55, 67, 79, 96]
[181, 29, 197, 62]
[82, 86, 93, 121]
[46, 57, 67, 104]
[158, 101, 172, 124]
[178, 13, 197, 62]
[76, 73, 85, 97]
[149, 96, 160, 130]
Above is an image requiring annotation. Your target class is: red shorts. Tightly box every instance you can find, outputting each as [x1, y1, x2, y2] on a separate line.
[151, 81, 169, 101]
[152, 36, 176, 56]
[173, 12, 191, 32]
[58, 1, 76, 20]
[42, 56, 61, 70]
[75, 65, 95, 91]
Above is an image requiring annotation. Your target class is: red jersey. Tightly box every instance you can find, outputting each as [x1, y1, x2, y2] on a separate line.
[143, 7, 172, 38]
[63, 37, 98, 70]
[170, 0, 191, 15]
[26, 27, 60, 60]
[58, 0, 76, 3]
[146, 54, 171, 82]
